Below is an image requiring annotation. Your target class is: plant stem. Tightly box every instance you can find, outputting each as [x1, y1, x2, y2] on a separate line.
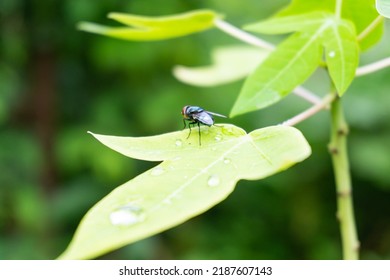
[328, 94, 359, 260]
[335, 0, 343, 19]
[357, 15, 384, 42]
[214, 19, 274, 50]
[356, 57, 390, 76]
[282, 93, 334, 126]
[293, 86, 322, 105]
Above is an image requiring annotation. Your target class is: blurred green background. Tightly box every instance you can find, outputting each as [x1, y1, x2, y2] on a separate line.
[1, 0, 390, 259]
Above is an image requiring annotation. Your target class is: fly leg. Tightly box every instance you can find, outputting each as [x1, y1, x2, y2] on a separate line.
[197, 122, 201, 146]
[183, 119, 192, 139]
[184, 120, 201, 145]
[186, 121, 196, 139]
[187, 124, 192, 139]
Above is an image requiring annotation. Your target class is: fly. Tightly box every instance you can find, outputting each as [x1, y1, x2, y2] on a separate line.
[181, 105, 227, 145]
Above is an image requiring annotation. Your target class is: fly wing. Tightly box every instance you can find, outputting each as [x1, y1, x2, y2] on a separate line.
[205, 110, 227, 118]
[193, 112, 214, 126]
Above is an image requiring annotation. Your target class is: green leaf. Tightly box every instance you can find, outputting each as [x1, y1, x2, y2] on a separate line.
[322, 20, 358, 95]
[376, 0, 390, 18]
[276, 0, 383, 51]
[231, 31, 322, 117]
[77, 10, 220, 41]
[173, 45, 270, 87]
[58, 124, 311, 259]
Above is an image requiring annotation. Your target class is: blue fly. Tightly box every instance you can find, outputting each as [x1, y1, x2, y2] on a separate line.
[181, 105, 227, 145]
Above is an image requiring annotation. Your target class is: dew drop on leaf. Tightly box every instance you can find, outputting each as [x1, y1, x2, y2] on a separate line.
[328, 51, 336, 58]
[175, 139, 183, 147]
[109, 204, 145, 226]
[223, 158, 231, 164]
[207, 174, 220, 187]
[150, 166, 165, 176]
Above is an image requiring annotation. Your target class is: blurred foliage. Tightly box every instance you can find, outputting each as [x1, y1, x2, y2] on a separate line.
[0, 0, 389, 259]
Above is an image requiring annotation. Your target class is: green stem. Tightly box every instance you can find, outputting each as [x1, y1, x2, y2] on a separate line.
[329, 94, 359, 260]
[335, 0, 343, 19]
[357, 15, 384, 42]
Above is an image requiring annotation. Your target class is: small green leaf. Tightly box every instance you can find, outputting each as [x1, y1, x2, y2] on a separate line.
[322, 20, 359, 95]
[230, 31, 322, 117]
[173, 45, 270, 87]
[58, 124, 311, 259]
[376, 0, 390, 18]
[77, 10, 220, 41]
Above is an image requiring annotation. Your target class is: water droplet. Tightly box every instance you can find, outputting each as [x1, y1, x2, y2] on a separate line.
[109, 204, 145, 226]
[328, 51, 336, 58]
[223, 158, 231, 164]
[207, 174, 220, 187]
[150, 166, 164, 176]
[214, 134, 222, 141]
[175, 139, 183, 147]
